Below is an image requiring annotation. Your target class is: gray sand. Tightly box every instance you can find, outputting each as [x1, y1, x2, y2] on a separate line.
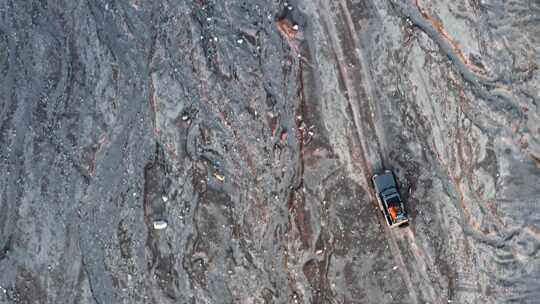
[0, 0, 538, 303]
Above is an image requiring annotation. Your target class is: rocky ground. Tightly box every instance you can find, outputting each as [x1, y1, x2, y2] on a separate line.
[0, 0, 539, 303]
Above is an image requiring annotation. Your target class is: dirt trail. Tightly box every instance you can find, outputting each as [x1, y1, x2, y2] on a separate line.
[316, 0, 446, 303]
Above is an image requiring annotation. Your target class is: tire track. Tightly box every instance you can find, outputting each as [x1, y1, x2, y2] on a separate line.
[317, 1, 423, 303]
[338, 2, 453, 302]
[318, 0, 447, 303]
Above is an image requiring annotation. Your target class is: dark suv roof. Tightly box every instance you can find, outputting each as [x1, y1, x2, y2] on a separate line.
[373, 172, 397, 192]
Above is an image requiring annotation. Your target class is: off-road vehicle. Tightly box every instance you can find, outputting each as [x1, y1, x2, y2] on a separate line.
[372, 170, 408, 227]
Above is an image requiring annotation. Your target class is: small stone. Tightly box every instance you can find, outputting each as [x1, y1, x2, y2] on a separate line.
[392, 266, 398, 270]
[153, 220, 168, 230]
[214, 173, 225, 182]
[237, 39, 244, 44]
[162, 196, 168, 202]
[292, 24, 299, 31]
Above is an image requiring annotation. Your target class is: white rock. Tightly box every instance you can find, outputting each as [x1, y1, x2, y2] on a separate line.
[153, 220, 168, 230]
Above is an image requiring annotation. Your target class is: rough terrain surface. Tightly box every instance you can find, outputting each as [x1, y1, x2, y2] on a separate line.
[0, 0, 539, 303]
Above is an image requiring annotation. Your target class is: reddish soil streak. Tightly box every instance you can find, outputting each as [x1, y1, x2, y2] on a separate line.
[415, 0, 487, 75]
[276, 18, 298, 40]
